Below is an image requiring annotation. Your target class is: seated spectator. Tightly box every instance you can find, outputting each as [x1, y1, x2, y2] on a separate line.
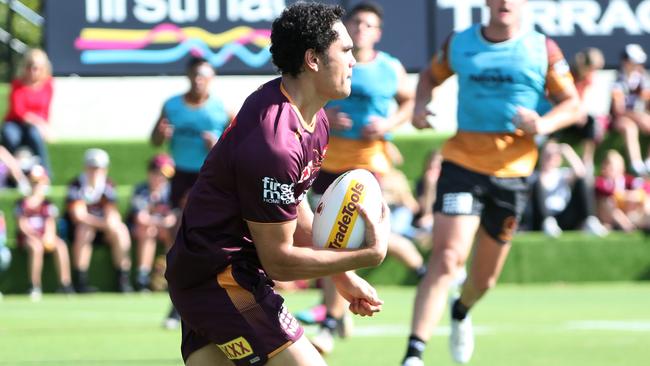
[595, 150, 650, 232]
[566, 47, 606, 173]
[610, 44, 650, 176]
[128, 154, 176, 292]
[1, 49, 54, 174]
[530, 140, 608, 238]
[16, 165, 73, 301]
[63, 149, 132, 293]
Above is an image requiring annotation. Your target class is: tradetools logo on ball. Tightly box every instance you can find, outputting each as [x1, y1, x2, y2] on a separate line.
[326, 180, 366, 249]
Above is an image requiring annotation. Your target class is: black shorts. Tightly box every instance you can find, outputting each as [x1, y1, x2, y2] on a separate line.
[169, 262, 303, 365]
[171, 169, 200, 209]
[433, 161, 530, 243]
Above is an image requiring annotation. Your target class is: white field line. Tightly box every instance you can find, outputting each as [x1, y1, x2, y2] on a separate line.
[303, 320, 650, 337]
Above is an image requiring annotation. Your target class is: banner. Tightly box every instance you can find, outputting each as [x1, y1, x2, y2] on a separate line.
[45, 0, 650, 76]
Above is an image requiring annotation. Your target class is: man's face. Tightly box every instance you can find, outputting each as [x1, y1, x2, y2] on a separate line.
[486, 0, 526, 28]
[315, 21, 356, 100]
[188, 63, 214, 96]
[346, 11, 382, 51]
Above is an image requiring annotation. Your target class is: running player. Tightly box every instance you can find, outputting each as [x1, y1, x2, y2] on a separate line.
[402, 0, 580, 365]
[165, 3, 389, 366]
[306, 2, 421, 353]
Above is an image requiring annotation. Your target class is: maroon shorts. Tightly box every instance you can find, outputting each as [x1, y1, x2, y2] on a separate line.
[169, 262, 304, 365]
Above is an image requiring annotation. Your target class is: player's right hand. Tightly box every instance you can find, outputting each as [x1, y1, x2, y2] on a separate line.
[333, 272, 383, 316]
[412, 104, 434, 129]
[158, 118, 174, 139]
[358, 201, 389, 266]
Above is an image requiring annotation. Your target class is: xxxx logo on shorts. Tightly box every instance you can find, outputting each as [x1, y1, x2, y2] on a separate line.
[218, 336, 253, 360]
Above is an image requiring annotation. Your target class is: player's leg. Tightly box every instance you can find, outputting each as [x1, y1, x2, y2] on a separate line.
[458, 227, 511, 309]
[387, 232, 425, 276]
[310, 276, 349, 354]
[186, 344, 234, 366]
[409, 214, 479, 339]
[615, 116, 645, 175]
[267, 335, 327, 366]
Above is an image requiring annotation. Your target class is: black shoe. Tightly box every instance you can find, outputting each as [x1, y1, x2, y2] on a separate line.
[57, 284, 76, 294]
[75, 284, 98, 294]
[118, 282, 134, 293]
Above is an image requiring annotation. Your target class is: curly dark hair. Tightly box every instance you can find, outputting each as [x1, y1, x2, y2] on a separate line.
[270, 2, 345, 77]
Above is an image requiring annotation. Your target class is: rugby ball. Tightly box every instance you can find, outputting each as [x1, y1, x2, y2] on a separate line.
[312, 169, 382, 249]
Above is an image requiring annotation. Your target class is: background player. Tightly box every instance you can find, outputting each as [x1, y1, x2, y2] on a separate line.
[402, 0, 580, 364]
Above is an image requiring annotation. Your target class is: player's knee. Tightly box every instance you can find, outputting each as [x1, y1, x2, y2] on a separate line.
[435, 248, 461, 275]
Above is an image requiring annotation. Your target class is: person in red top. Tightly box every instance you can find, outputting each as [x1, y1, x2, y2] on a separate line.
[2, 49, 53, 174]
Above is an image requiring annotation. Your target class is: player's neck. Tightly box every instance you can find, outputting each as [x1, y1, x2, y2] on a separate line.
[483, 22, 521, 43]
[281, 76, 323, 127]
[353, 48, 377, 64]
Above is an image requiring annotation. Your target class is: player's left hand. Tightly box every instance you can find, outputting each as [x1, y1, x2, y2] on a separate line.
[513, 106, 542, 135]
[332, 272, 383, 316]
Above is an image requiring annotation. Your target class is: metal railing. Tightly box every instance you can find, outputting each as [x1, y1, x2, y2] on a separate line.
[0, 0, 43, 78]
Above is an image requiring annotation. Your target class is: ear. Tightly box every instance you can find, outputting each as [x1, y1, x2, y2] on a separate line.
[304, 49, 320, 72]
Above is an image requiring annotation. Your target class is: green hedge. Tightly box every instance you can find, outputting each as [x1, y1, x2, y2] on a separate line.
[2, 231, 649, 294]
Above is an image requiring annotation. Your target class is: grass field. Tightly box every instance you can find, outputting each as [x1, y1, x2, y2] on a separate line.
[0, 283, 648, 366]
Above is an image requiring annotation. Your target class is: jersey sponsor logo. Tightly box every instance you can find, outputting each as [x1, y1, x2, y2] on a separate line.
[442, 192, 474, 215]
[262, 177, 295, 205]
[326, 180, 366, 249]
[469, 68, 514, 88]
[217, 336, 253, 360]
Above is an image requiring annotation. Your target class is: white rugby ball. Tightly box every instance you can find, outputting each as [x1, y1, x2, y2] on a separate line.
[312, 169, 382, 249]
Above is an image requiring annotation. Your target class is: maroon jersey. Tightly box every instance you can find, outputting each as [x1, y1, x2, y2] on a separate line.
[167, 78, 328, 288]
[15, 198, 58, 237]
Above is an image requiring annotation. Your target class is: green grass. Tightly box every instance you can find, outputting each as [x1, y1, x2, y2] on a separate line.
[0, 283, 648, 365]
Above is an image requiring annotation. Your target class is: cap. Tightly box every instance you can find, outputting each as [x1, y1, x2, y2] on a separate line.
[148, 153, 175, 178]
[624, 44, 647, 64]
[28, 164, 49, 184]
[84, 148, 110, 168]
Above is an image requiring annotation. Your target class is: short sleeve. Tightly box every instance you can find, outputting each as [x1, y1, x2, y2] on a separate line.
[545, 37, 575, 98]
[236, 143, 300, 224]
[429, 34, 455, 84]
[103, 181, 118, 203]
[66, 181, 83, 203]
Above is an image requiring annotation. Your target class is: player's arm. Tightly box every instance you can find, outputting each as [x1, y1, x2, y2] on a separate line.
[516, 38, 581, 135]
[387, 63, 415, 131]
[248, 202, 387, 282]
[412, 36, 455, 129]
[151, 111, 172, 146]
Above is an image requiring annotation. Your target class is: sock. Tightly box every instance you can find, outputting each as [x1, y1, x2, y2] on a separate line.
[404, 334, 426, 360]
[415, 265, 427, 279]
[321, 313, 338, 332]
[136, 269, 151, 288]
[451, 298, 470, 321]
[73, 269, 88, 288]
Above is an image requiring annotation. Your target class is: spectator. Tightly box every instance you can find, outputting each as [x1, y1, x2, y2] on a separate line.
[63, 148, 132, 293]
[150, 57, 231, 328]
[16, 165, 73, 300]
[566, 47, 606, 173]
[128, 154, 176, 292]
[610, 44, 650, 176]
[595, 149, 650, 232]
[1, 49, 54, 174]
[530, 140, 608, 238]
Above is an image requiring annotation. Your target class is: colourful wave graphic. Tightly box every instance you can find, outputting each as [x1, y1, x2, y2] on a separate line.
[75, 24, 271, 50]
[75, 24, 272, 68]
